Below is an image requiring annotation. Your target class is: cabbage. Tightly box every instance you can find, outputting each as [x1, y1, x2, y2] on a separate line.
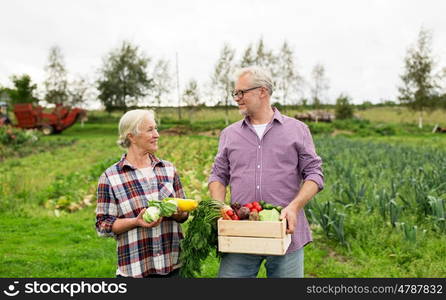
[145, 199, 178, 218]
[143, 206, 161, 223]
[259, 209, 280, 221]
[160, 199, 178, 217]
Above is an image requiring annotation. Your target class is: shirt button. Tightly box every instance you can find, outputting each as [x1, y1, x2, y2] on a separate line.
[257, 185, 260, 189]
[257, 165, 260, 168]
[258, 145, 261, 149]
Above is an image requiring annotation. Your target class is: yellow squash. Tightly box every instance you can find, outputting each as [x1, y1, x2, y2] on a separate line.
[166, 198, 199, 212]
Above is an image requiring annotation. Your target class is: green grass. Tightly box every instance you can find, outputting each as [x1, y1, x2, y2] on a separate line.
[356, 134, 446, 150]
[0, 207, 116, 277]
[356, 106, 446, 126]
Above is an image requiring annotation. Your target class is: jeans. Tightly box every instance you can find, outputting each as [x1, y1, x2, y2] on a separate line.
[218, 247, 304, 278]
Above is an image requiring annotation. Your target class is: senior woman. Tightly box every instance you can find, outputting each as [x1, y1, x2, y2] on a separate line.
[95, 109, 188, 278]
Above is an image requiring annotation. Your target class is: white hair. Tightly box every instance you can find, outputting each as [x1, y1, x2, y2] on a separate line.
[117, 109, 155, 149]
[234, 66, 273, 96]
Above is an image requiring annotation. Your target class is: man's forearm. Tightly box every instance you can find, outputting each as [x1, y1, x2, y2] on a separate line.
[209, 181, 227, 203]
[289, 180, 319, 212]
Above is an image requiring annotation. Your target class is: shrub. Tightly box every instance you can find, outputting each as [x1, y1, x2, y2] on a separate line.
[335, 94, 354, 120]
[0, 126, 40, 146]
[307, 122, 333, 135]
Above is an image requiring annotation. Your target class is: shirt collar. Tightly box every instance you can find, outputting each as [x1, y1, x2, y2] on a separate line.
[117, 153, 164, 171]
[241, 106, 285, 127]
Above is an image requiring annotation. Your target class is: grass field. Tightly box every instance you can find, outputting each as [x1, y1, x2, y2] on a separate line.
[1, 107, 445, 278]
[356, 107, 446, 127]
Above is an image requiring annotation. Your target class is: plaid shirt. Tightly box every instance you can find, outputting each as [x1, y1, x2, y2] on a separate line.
[95, 153, 186, 278]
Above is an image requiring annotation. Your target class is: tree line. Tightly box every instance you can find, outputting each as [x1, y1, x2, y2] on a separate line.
[0, 29, 445, 125]
[0, 38, 330, 112]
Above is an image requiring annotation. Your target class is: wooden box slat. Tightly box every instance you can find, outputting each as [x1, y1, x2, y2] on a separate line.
[217, 218, 291, 255]
[218, 234, 291, 255]
[217, 218, 286, 238]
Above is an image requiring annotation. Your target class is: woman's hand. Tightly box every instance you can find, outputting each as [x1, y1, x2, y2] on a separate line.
[135, 208, 163, 228]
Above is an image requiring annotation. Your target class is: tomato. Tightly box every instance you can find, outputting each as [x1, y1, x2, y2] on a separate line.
[252, 201, 260, 207]
[251, 208, 258, 213]
[231, 214, 240, 220]
[253, 203, 262, 211]
[226, 209, 234, 216]
[243, 203, 253, 209]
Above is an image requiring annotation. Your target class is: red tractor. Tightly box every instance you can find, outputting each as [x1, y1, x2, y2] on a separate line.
[5, 103, 87, 135]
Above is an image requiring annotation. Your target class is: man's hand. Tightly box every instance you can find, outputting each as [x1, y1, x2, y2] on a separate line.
[280, 204, 298, 234]
[136, 208, 163, 228]
[280, 180, 320, 234]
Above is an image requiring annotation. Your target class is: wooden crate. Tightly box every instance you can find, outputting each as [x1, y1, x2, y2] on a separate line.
[217, 218, 291, 255]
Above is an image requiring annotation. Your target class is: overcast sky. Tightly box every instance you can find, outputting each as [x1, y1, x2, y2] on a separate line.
[1, 0, 446, 106]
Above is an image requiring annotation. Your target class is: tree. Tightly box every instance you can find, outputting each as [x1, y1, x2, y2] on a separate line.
[97, 41, 153, 112]
[150, 59, 172, 123]
[398, 28, 439, 128]
[274, 41, 302, 107]
[239, 44, 255, 67]
[358, 100, 374, 111]
[254, 38, 277, 75]
[68, 75, 92, 107]
[44, 46, 68, 105]
[182, 79, 201, 106]
[335, 94, 354, 120]
[182, 79, 202, 122]
[211, 43, 235, 125]
[310, 63, 330, 110]
[7, 74, 39, 104]
[440, 67, 446, 110]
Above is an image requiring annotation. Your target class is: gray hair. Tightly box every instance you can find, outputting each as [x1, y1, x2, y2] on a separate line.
[117, 109, 155, 149]
[234, 66, 273, 96]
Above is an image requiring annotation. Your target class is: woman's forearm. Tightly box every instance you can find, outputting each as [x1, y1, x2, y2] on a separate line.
[111, 217, 137, 235]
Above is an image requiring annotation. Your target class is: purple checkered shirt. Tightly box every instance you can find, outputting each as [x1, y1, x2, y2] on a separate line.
[208, 108, 324, 253]
[95, 153, 185, 277]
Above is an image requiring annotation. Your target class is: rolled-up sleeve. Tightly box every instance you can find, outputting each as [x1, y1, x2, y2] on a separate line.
[208, 129, 230, 186]
[95, 173, 118, 238]
[298, 125, 324, 191]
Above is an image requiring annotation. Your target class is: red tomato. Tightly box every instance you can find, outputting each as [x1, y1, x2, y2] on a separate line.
[252, 201, 260, 206]
[243, 203, 253, 209]
[231, 214, 239, 220]
[253, 203, 262, 211]
[251, 208, 258, 213]
[226, 209, 234, 216]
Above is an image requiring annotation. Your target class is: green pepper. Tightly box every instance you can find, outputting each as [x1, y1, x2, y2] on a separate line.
[274, 205, 283, 213]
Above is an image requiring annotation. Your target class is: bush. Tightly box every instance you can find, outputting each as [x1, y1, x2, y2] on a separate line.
[0, 126, 75, 161]
[307, 122, 333, 135]
[372, 123, 397, 136]
[0, 126, 40, 146]
[335, 95, 354, 120]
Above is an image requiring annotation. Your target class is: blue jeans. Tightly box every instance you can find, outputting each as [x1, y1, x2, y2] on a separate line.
[218, 247, 304, 278]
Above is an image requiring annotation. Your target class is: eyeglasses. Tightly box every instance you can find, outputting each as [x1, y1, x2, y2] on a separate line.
[231, 86, 262, 99]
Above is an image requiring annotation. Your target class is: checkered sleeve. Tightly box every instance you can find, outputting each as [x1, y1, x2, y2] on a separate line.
[173, 167, 186, 199]
[95, 173, 118, 238]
